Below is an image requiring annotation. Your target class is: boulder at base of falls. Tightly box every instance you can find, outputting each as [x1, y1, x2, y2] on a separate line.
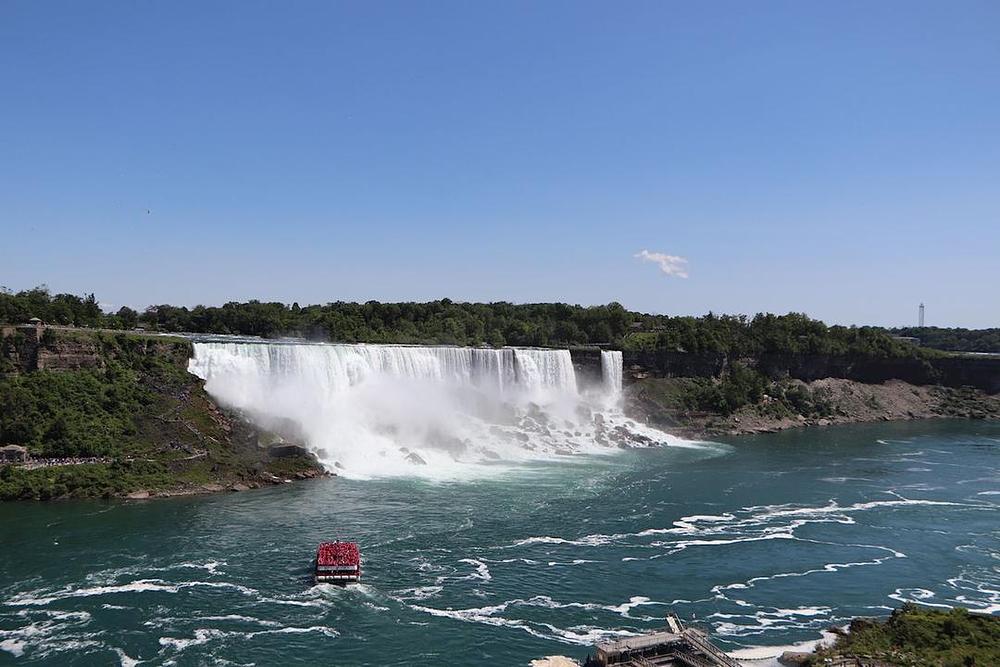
[267, 443, 311, 458]
[406, 452, 427, 465]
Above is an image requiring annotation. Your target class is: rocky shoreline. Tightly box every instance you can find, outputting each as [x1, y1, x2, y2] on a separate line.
[626, 376, 1000, 441]
[122, 466, 332, 500]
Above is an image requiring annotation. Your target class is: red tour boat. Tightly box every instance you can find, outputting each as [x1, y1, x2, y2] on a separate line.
[314, 541, 361, 584]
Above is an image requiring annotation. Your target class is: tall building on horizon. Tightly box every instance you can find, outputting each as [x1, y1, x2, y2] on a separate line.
[919, 302, 925, 328]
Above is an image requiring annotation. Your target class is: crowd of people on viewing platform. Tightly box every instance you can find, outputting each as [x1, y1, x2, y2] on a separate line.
[0, 447, 113, 470]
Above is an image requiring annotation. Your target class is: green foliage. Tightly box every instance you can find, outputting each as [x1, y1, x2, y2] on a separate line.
[0, 332, 191, 457]
[773, 382, 836, 418]
[116, 306, 139, 330]
[3, 285, 936, 361]
[0, 326, 315, 501]
[0, 460, 174, 500]
[639, 375, 839, 422]
[0, 286, 104, 328]
[894, 326, 1000, 353]
[0, 365, 144, 456]
[639, 311, 938, 360]
[136, 299, 634, 347]
[685, 363, 768, 415]
[814, 604, 1000, 666]
[126, 304, 941, 359]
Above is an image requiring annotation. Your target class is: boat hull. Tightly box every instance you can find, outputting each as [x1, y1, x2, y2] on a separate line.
[315, 573, 360, 585]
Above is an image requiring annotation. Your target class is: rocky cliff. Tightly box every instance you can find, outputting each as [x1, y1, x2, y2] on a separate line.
[0, 328, 325, 500]
[615, 350, 1000, 393]
[567, 347, 1000, 438]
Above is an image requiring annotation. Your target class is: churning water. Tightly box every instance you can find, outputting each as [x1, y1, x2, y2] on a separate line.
[1, 342, 997, 665]
[187, 342, 681, 479]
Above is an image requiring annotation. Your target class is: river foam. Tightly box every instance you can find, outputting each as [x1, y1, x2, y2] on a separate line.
[3, 420, 996, 664]
[189, 341, 700, 478]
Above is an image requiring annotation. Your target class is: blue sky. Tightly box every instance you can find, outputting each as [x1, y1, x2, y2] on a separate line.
[2, 1, 998, 327]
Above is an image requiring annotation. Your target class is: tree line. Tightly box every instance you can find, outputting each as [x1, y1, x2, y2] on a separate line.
[893, 326, 1000, 354]
[631, 312, 937, 359]
[2, 285, 937, 358]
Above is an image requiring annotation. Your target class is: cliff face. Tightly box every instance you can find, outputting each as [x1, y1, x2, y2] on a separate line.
[627, 375, 1000, 439]
[617, 350, 1000, 394]
[1, 327, 191, 374]
[0, 328, 323, 500]
[568, 347, 603, 387]
[567, 347, 1000, 438]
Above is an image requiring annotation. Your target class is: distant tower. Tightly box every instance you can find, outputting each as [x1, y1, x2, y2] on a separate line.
[919, 303, 925, 328]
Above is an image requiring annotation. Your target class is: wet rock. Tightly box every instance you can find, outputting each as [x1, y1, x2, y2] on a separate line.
[229, 483, 250, 492]
[630, 432, 653, 446]
[406, 452, 427, 465]
[267, 443, 311, 458]
[425, 429, 467, 454]
[778, 651, 811, 666]
[481, 449, 501, 460]
[126, 490, 150, 500]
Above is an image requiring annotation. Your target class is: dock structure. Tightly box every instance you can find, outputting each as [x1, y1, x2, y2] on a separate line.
[586, 615, 741, 667]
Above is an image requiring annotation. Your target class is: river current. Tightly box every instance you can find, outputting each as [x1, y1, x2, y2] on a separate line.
[1, 420, 998, 665]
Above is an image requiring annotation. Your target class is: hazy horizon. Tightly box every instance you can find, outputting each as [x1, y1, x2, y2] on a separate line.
[3, 2, 998, 328]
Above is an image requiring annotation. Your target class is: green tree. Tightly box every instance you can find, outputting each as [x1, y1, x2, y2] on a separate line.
[117, 306, 139, 330]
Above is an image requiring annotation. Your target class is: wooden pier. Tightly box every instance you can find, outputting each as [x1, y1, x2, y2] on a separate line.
[585, 614, 742, 667]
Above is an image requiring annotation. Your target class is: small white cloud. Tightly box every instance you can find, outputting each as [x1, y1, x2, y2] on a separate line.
[634, 250, 689, 278]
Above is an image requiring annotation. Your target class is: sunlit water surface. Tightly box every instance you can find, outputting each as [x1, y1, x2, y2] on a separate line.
[1, 420, 998, 665]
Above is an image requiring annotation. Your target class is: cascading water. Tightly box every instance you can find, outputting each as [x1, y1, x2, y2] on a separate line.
[189, 341, 691, 479]
[600, 350, 623, 398]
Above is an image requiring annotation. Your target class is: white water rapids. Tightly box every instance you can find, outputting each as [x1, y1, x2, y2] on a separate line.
[189, 342, 689, 479]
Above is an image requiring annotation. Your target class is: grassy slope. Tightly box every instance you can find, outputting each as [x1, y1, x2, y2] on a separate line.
[0, 329, 321, 500]
[811, 605, 1000, 666]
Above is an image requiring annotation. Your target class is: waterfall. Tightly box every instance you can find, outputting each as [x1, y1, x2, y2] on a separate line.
[512, 348, 578, 395]
[189, 341, 681, 479]
[601, 350, 623, 397]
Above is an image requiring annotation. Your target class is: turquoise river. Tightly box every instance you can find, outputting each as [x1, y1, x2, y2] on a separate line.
[1, 420, 998, 665]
